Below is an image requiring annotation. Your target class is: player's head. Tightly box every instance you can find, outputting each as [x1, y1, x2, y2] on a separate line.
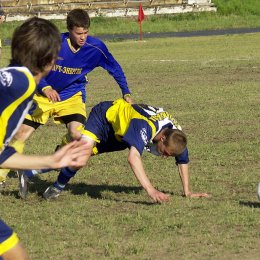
[157, 129, 187, 157]
[67, 9, 90, 48]
[11, 17, 61, 75]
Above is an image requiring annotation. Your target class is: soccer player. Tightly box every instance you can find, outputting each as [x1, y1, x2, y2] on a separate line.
[0, 8, 133, 185]
[0, 17, 88, 259]
[20, 98, 209, 202]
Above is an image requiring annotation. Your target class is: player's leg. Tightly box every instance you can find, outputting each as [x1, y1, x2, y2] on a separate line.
[0, 123, 36, 193]
[0, 219, 28, 260]
[43, 138, 95, 200]
[42, 101, 110, 200]
[17, 95, 53, 198]
[54, 92, 87, 148]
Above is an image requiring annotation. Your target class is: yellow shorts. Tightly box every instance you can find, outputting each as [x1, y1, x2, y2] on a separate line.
[26, 92, 86, 125]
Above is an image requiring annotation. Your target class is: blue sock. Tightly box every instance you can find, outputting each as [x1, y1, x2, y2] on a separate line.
[23, 168, 52, 178]
[55, 167, 78, 188]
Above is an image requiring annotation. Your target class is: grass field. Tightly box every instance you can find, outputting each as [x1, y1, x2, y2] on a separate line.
[0, 31, 259, 259]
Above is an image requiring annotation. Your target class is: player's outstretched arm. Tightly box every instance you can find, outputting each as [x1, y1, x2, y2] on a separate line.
[178, 164, 210, 198]
[0, 140, 88, 170]
[128, 146, 169, 203]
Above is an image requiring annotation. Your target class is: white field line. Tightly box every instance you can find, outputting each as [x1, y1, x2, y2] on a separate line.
[144, 58, 254, 62]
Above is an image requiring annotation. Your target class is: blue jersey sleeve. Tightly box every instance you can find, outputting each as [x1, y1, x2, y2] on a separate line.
[0, 146, 16, 165]
[122, 119, 152, 155]
[175, 147, 189, 164]
[97, 41, 130, 96]
[37, 77, 49, 94]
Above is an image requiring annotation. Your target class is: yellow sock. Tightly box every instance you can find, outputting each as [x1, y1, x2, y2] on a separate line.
[10, 139, 25, 154]
[0, 139, 25, 182]
[0, 169, 9, 182]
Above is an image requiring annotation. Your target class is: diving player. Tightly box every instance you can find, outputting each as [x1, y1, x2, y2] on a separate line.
[21, 98, 209, 202]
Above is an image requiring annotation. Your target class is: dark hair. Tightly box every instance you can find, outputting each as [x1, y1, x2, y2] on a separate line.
[11, 17, 61, 75]
[67, 9, 90, 30]
[164, 128, 187, 156]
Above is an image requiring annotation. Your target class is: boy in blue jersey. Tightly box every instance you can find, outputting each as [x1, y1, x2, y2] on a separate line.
[21, 99, 209, 202]
[0, 17, 88, 260]
[0, 8, 133, 185]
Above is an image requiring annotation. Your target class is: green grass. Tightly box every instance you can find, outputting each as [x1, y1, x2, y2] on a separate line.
[1, 33, 260, 259]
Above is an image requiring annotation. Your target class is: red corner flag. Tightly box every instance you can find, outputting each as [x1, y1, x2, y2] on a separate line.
[138, 4, 145, 41]
[138, 4, 145, 23]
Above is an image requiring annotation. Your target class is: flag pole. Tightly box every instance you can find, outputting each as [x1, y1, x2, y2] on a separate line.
[138, 4, 145, 41]
[139, 21, 142, 41]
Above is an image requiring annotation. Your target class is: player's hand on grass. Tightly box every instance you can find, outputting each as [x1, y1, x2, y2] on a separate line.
[52, 140, 88, 168]
[185, 192, 211, 198]
[43, 88, 61, 102]
[147, 188, 170, 203]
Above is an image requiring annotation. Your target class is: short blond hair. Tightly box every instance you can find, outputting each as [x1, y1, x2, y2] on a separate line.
[164, 129, 187, 156]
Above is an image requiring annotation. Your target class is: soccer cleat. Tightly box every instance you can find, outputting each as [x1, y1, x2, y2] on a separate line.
[18, 170, 33, 199]
[257, 183, 260, 201]
[43, 185, 62, 200]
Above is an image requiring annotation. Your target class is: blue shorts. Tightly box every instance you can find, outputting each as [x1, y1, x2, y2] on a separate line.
[83, 101, 128, 154]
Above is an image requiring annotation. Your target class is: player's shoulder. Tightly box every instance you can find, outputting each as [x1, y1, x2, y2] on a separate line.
[0, 66, 34, 90]
[86, 35, 107, 50]
[61, 32, 69, 42]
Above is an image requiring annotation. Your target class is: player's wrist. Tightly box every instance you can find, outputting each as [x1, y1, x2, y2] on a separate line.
[123, 93, 131, 99]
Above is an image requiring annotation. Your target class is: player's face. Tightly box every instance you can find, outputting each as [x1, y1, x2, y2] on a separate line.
[156, 140, 175, 158]
[69, 26, 88, 49]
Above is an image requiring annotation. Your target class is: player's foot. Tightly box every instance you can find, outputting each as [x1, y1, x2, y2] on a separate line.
[257, 183, 260, 201]
[18, 170, 33, 199]
[43, 185, 62, 200]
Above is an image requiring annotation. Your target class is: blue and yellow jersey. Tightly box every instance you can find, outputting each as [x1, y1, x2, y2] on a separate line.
[0, 219, 19, 259]
[83, 99, 189, 163]
[105, 99, 181, 154]
[83, 99, 189, 165]
[0, 67, 36, 164]
[37, 33, 130, 102]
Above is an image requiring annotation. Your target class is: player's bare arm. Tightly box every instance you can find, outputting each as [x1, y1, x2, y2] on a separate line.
[128, 146, 170, 203]
[0, 140, 88, 170]
[178, 164, 210, 198]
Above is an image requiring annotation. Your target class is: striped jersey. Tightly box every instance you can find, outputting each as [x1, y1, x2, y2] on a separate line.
[0, 67, 35, 163]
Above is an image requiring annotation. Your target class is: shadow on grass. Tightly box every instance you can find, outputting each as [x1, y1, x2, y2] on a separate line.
[30, 178, 146, 203]
[239, 200, 260, 208]
[2, 176, 173, 205]
[68, 182, 142, 198]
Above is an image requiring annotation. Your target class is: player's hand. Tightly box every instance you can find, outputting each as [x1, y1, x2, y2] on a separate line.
[43, 88, 61, 102]
[147, 188, 170, 203]
[185, 192, 211, 198]
[124, 94, 134, 104]
[52, 140, 88, 169]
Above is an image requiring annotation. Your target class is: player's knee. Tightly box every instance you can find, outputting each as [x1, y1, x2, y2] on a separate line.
[68, 128, 82, 140]
[2, 243, 28, 260]
[14, 124, 34, 142]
